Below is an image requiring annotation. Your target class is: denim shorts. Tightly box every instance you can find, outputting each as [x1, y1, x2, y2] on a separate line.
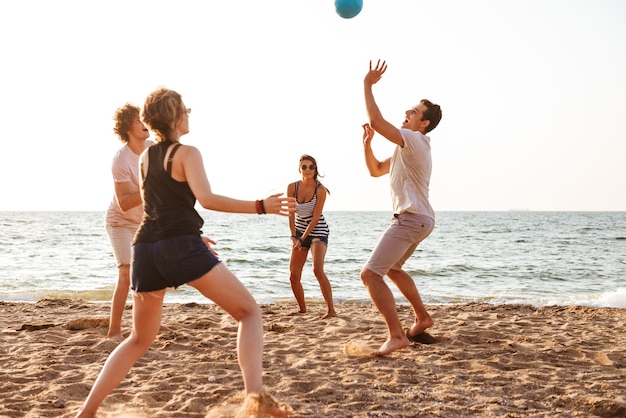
[295, 233, 329, 250]
[131, 234, 221, 292]
[364, 212, 434, 277]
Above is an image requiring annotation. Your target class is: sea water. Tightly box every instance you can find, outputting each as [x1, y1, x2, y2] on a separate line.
[0, 211, 624, 308]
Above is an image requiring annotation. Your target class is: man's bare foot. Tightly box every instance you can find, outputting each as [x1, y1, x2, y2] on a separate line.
[320, 311, 336, 319]
[408, 316, 434, 337]
[372, 335, 411, 356]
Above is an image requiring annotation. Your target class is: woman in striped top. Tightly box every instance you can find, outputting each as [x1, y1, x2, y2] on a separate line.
[287, 155, 336, 319]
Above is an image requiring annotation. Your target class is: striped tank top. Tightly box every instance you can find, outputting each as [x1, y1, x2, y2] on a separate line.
[294, 181, 330, 237]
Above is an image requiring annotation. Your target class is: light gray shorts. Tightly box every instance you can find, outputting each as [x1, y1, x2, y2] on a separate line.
[364, 212, 434, 277]
[105, 223, 139, 267]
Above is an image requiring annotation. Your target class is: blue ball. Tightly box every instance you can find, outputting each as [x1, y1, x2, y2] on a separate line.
[335, 0, 363, 19]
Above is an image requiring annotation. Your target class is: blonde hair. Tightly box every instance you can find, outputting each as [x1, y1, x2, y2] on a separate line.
[141, 88, 184, 143]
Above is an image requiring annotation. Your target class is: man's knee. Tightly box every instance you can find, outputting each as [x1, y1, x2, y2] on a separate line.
[360, 268, 381, 286]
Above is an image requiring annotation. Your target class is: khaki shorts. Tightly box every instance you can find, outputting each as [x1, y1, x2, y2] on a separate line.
[364, 212, 434, 277]
[105, 223, 139, 267]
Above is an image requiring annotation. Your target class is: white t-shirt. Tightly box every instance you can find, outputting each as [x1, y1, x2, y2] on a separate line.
[389, 129, 434, 220]
[105, 140, 154, 225]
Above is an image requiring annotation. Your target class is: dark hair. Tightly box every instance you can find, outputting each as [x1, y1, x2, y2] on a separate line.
[299, 154, 330, 194]
[141, 88, 184, 143]
[113, 103, 140, 143]
[420, 99, 442, 133]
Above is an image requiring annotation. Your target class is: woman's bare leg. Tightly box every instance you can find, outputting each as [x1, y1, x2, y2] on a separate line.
[188, 263, 265, 394]
[288, 247, 309, 313]
[310, 243, 335, 318]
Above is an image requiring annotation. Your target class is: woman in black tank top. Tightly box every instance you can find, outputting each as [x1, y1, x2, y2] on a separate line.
[76, 88, 295, 418]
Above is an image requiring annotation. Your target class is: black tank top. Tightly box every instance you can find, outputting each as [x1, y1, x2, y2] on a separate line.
[133, 141, 204, 243]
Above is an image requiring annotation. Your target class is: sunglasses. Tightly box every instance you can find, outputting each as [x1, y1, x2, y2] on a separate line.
[301, 164, 316, 171]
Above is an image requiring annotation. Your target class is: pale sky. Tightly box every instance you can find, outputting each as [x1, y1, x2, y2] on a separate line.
[1, 0, 625, 212]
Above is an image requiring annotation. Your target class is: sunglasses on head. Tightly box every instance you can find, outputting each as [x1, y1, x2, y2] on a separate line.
[301, 164, 316, 171]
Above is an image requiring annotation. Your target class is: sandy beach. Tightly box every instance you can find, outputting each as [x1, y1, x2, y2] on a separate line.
[1, 299, 625, 417]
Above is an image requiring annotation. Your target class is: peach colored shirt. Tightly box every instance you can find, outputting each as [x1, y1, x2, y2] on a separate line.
[105, 141, 154, 225]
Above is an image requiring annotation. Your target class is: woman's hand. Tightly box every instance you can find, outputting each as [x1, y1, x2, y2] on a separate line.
[201, 235, 219, 257]
[263, 193, 296, 216]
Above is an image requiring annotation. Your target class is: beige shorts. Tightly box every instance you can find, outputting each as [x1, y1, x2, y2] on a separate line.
[364, 212, 434, 277]
[105, 223, 139, 267]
